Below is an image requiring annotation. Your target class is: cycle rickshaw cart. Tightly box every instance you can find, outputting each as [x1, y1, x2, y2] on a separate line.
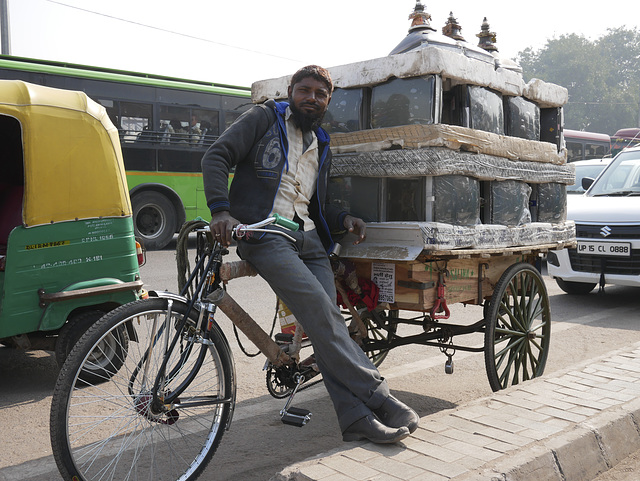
[50, 5, 576, 480]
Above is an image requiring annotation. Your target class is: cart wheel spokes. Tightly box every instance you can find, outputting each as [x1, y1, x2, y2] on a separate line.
[485, 263, 550, 392]
[358, 309, 398, 367]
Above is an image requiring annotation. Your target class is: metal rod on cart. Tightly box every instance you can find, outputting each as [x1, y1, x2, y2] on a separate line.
[363, 318, 487, 353]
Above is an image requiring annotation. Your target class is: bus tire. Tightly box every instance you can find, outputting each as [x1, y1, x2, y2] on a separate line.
[132, 191, 177, 250]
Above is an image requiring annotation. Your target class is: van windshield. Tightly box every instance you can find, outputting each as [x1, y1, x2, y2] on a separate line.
[588, 150, 640, 196]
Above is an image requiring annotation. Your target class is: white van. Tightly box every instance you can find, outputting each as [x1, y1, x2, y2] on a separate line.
[548, 145, 640, 294]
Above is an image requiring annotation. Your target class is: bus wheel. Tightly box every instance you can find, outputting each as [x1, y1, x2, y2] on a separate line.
[132, 191, 177, 250]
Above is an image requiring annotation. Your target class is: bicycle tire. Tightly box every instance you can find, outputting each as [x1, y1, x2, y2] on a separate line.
[50, 297, 234, 481]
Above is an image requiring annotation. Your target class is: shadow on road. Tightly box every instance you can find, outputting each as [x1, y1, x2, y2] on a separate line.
[0, 348, 58, 408]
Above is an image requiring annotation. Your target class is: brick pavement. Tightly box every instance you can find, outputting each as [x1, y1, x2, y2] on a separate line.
[273, 342, 640, 481]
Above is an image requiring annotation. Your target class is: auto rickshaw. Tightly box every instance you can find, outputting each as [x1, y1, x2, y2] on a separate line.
[0, 80, 145, 374]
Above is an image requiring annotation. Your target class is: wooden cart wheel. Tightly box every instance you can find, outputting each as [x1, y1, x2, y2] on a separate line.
[484, 262, 551, 392]
[358, 309, 398, 367]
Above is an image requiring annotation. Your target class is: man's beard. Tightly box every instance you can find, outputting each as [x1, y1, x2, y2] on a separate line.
[289, 98, 325, 132]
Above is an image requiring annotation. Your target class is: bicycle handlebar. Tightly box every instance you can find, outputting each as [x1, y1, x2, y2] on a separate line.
[271, 213, 300, 231]
[233, 214, 299, 242]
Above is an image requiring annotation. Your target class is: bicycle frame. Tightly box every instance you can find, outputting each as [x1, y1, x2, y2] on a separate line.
[144, 219, 302, 417]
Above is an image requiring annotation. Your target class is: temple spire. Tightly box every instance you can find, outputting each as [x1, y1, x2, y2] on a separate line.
[442, 11, 465, 41]
[477, 17, 498, 52]
[408, 1, 435, 32]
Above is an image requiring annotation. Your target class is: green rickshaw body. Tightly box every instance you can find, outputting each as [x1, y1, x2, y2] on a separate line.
[0, 80, 144, 357]
[0, 218, 139, 338]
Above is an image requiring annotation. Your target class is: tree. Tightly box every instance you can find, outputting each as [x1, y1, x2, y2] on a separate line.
[517, 28, 640, 134]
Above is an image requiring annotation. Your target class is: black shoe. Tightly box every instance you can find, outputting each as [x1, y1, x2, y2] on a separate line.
[342, 415, 410, 444]
[374, 395, 419, 434]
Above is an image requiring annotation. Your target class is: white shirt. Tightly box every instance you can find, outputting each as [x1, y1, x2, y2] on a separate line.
[269, 107, 319, 231]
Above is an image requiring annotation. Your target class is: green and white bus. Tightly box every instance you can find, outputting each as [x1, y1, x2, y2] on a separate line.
[0, 55, 252, 249]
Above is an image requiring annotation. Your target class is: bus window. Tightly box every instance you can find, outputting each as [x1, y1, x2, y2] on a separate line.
[566, 141, 584, 162]
[586, 143, 607, 159]
[97, 98, 118, 127]
[159, 105, 189, 144]
[222, 95, 252, 130]
[563, 129, 611, 162]
[188, 108, 219, 145]
[611, 128, 640, 156]
[120, 102, 152, 143]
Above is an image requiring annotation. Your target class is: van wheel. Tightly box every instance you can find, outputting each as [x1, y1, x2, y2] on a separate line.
[55, 310, 105, 367]
[132, 191, 177, 250]
[556, 278, 597, 295]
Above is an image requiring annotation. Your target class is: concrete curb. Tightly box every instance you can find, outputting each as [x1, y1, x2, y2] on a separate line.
[456, 402, 640, 481]
[272, 342, 640, 481]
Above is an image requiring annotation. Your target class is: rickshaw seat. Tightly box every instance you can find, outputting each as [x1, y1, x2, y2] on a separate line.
[0, 184, 23, 258]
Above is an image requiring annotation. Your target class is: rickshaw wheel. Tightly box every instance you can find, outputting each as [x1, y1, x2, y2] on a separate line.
[55, 310, 105, 367]
[79, 324, 129, 385]
[484, 262, 551, 392]
[359, 308, 398, 367]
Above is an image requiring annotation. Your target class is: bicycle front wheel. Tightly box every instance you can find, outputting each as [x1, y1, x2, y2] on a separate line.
[50, 297, 234, 481]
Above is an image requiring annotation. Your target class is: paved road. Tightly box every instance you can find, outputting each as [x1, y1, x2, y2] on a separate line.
[594, 450, 640, 481]
[1, 240, 639, 480]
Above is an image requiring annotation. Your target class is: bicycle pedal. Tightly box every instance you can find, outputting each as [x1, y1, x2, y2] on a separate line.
[280, 406, 311, 427]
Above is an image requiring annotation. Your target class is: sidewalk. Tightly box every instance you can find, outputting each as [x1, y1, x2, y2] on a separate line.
[273, 342, 640, 481]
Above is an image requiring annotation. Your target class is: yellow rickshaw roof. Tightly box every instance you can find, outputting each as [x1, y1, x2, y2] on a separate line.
[0, 80, 131, 226]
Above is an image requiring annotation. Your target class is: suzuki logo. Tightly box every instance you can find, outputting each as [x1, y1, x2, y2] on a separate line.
[600, 226, 612, 238]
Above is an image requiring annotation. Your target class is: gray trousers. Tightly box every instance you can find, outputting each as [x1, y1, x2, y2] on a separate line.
[237, 227, 389, 431]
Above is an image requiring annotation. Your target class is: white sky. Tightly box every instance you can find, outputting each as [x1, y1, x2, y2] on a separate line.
[5, 0, 640, 87]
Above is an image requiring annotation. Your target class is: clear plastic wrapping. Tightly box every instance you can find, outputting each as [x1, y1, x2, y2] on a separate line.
[328, 176, 381, 222]
[469, 86, 504, 135]
[323, 88, 363, 134]
[505, 96, 540, 141]
[371, 76, 435, 129]
[485, 180, 532, 226]
[532, 183, 567, 223]
[433, 175, 480, 226]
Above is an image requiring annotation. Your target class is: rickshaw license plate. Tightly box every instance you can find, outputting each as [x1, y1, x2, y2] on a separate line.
[577, 241, 631, 257]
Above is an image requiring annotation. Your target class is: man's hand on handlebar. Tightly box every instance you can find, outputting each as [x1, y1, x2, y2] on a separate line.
[343, 214, 366, 245]
[210, 211, 239, 247]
